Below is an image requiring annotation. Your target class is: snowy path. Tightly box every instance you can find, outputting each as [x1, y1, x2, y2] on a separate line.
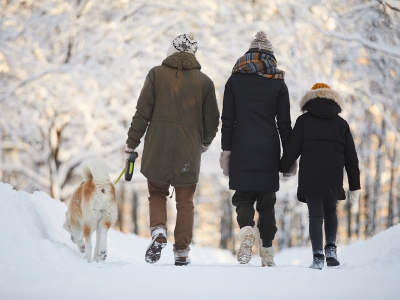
[1, 182, 399, 300]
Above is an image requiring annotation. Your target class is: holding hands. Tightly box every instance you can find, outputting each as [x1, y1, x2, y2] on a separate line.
[283, 161, 298, 178]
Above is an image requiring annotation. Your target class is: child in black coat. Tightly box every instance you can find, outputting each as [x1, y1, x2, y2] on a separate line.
[280, 83, 361, 269]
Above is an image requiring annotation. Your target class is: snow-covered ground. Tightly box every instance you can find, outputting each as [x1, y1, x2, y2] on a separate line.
[0, 182, 399, 300]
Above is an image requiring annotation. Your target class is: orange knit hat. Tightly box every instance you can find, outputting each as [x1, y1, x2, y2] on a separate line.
[311, 83, 331, 90]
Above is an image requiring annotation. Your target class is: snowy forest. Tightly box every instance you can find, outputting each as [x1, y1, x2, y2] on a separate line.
[1, 0, 400, 254]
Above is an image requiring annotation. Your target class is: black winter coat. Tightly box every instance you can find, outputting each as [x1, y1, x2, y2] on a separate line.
[279, 88, 361, 202]
[221, 73, 292, 192]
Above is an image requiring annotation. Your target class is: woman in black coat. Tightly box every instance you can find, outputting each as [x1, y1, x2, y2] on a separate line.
[220, 31, 294, 267]
[280, 83, 361, 269]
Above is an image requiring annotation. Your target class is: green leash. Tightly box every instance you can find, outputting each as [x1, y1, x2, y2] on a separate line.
[114, 168, 126, 185]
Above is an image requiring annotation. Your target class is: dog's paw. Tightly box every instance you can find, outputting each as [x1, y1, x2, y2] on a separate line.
[100, 250, 107, 261]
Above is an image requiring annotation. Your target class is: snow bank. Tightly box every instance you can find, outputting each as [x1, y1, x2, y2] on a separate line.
[0, 182, 235, 266]
[0, 182, 399, 300]
[340, 224, 400, 268]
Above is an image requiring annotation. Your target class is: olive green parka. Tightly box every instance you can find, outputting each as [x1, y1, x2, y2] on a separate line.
[126, 52, 220, 186]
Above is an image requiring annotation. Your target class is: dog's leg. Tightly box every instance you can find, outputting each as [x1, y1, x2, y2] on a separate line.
[70, 223, 85, 253]
[83, 223, 93, 263]
[94, 225, 101, 263]
[98, 220, 111, 261]
[70, 225, 85, 253]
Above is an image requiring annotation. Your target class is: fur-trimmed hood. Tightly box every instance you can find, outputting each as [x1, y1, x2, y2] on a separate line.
[300, 88, 343, 112]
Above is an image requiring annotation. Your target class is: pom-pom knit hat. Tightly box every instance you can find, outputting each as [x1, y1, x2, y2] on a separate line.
[167, 32, 198, 57]
[249, 31, 273, 53]
[311, 83, 331, 90]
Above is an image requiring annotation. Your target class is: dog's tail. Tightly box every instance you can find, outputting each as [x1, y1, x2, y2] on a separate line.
[81, 156, 110, 183]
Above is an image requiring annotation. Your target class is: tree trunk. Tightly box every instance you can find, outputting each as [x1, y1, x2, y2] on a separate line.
[387, 147, 397, 228]
[132, 191, 139, 234]
[220, 190, 233, 251]
[49, 122, 60, 200]
[117, 185, 125, 231]
[346, 192, 352, 243]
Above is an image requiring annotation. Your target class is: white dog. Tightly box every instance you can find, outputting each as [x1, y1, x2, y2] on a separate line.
[63, 157, 118, 263]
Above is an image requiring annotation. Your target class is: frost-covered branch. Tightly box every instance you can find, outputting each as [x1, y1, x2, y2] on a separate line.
[378, 0, 400, 11]
[2, 164, 50, 188]
[0, 67, 70, 103]
[310, 21, 400, 59]
[340, 1, 380, 15]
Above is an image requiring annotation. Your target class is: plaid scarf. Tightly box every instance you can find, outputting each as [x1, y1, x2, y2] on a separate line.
[232, 50, 285, 79]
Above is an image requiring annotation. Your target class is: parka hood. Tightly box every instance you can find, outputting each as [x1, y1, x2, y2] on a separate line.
[300, 88, 343, 119]
[162, 52, 201, 70]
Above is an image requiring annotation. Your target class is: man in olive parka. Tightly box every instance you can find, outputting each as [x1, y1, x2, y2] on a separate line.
[125, 32, 220, 266]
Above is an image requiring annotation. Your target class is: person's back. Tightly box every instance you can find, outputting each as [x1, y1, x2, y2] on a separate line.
[224, 72, 290, 191]
[280, 83, 360, 201]
[125, 32, 219, 266]
[133, 52, 218, 186]
[220, 31, 292, 267]
[280, 83, 360, 270]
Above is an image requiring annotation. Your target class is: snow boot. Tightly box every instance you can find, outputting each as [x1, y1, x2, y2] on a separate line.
[174, 247, 191, 266]
[145, 227, 167, 264]
[325, 244, 340, 267]
[260, 245, 275, 267]
[310, 253, 325, 270]
[237, 226, 255, 264]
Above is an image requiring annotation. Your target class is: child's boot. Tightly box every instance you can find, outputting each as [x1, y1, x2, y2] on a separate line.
[237, 226, 255, 264]
[325, 244, 340, 267]
[260, 245, 275, 267]
[310, 253, 324, 270]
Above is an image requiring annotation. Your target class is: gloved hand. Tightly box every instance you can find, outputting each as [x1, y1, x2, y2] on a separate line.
[283, 161, 298, 178]
[124, 145, 135, 160]
[349, 190, 360, 204]
[219, 150, 231, 176]
[202, 145, 210, 154]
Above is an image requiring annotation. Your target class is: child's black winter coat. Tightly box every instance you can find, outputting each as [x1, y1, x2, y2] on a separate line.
[279, 88, 360, 202]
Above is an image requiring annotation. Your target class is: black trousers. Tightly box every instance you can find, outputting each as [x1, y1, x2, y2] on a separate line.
[232, 191, 277, 240]
[305, 197, 338, 255]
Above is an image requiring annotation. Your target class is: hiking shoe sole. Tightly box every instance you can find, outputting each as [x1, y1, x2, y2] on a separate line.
[237, 233, 255, 264]
[145, 235, 167, 264]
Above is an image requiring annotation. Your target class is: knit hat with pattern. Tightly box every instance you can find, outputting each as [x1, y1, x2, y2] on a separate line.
[167, 32, 198, 57]
[249, 31, 273, 53]
[311, 83, 331, 90]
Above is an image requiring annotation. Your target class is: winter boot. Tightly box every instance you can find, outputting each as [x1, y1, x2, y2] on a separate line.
[310, 253, 325, 270]
[260, 245, 275, 267]
[325, 244, 340, 267]
[145, 227, 167, 264]
[174, 247, 191, 266]
[237, 226, 255, 264]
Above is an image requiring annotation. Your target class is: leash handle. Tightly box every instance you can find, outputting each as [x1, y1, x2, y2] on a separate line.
[125, 152, 138, 182]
